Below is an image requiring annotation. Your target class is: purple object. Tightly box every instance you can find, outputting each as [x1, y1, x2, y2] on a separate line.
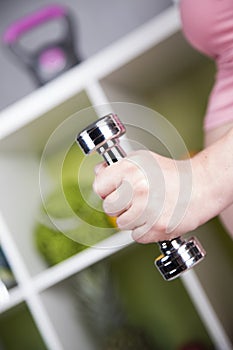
[3, 5, 67, 44]
[39, 47, 66, 69]
[3, 4, 81, 85]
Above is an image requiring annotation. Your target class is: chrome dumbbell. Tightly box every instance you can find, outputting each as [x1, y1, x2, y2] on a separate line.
[76, 113, 206, 281]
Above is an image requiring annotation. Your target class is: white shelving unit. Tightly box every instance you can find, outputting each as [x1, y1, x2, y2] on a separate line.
[0, 3, 233, 350]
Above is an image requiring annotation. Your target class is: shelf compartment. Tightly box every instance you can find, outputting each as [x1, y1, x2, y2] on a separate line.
[0, 243, 17, 291]
[100, 30, 208, 96]
[0, 302, 47, 350]
[0, 6, 180, 140]
[39, 280, 97, 350]
[0, 285, 24, 314]
[0, 0, 172, 112]
[39, 244, 214, 350]
[108, 243, 214, 350]
[0, 91, 98, 277]
[0, 90, 133, 281]
[0, 90, 92, 153]
[33, 231, 133, 293]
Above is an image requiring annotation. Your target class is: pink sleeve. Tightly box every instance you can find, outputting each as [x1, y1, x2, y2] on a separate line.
[180, 0, 233, 131]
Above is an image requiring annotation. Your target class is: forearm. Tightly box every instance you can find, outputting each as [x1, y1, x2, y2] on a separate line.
[193, 127, 233, 224]
[93, 128, 233, 242]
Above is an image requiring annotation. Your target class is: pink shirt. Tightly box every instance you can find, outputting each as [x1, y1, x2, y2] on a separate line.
[180, 0, 233, 131]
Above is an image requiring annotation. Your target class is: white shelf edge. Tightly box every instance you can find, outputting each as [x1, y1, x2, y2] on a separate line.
[32, 230, 133, 292]
[0, 5, 180, 140]
[84, 79, 118, 117]
[26, 293, 63, 350]
[0, 213, 32, 288]
[0, 285, 24, 314]
[85, 80, 111, 106]
[181, 270, 233, 350]
[87, 5, 180, 80]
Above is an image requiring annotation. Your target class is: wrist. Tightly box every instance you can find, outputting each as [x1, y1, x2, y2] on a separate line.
[191, 142, 233, 225]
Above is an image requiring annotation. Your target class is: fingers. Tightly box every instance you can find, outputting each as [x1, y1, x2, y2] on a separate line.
[116, 194, 148, 229]
[103, 180, 133, 216]
[93, 158, 136, 199]
[92, 150, 194, 243]
[131, 224, 155, 243]
[93, 163, 122, 199]
[94, 162, 106, 175]
[93, 151, 172, 243]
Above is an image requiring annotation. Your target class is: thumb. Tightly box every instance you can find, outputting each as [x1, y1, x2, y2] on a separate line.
[94, 162, 106, 175]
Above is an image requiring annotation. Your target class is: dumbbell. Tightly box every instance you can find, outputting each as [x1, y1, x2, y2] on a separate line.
[76, 113, 206, 280]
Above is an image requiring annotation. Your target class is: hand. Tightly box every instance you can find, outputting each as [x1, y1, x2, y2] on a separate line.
[93, 150, 207, 243]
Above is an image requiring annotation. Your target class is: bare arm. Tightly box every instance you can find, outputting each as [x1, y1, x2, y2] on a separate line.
[94, 0, 233, 242]
[93, 127, 233, 243]
[205, 122, 233, 238]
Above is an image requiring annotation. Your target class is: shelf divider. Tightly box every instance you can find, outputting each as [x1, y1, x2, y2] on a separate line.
[181, 270, 233, 350]
[0, 6, 180, 140]
[33, 231, 133, 293]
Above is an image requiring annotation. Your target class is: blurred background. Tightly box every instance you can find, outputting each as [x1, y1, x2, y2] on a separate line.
[0, 0, 172, 110]
[0, 1, 233, 350]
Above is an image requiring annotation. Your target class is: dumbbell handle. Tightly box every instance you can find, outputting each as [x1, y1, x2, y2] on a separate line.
[77, 114, 206, 281]
[97, 139, 126, 165]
